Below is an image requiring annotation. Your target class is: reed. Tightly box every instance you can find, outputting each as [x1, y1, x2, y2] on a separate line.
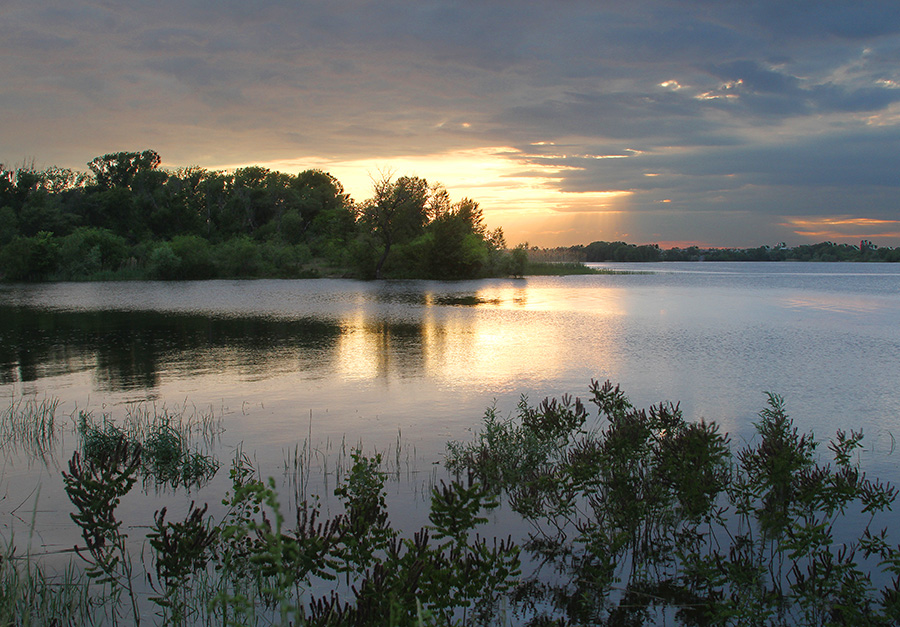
[77, 407, 219, 489]
[0, 541, 103, 626]
[281, 423, 431, 512]
[121, 400, 223, 448]
[524, 261, 648, 275]
[0, 396, 60, 458]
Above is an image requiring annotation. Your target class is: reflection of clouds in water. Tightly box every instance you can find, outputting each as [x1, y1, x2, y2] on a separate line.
[3, 270, 900, 452]
[333, 308, 568, 385]
[5, 271, 900, 570]
[335, 317, 426, 381]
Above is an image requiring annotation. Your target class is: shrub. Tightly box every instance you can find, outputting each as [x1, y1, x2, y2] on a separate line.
[58, 227, 129, 279]
[147, 242, 181, 280]
[447, 381, 900, 625]
[169, 235, 217, 279]
[0, 232, 59, 281]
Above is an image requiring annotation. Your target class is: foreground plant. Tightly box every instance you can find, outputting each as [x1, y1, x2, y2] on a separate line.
[710, 393, 899, 626]
[448, 380, 900, 626]
[147, 501, 218, 625]
[62, 438, 143, 625]
[36, 381, 900, 625]
[208, 450, 520, 626]
[0, 539, 104, 626]
[0, 396, 60, 458]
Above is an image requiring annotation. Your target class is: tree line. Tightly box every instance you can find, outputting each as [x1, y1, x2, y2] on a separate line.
[530, 238, 900, 263]
[0, 150, 527, 282]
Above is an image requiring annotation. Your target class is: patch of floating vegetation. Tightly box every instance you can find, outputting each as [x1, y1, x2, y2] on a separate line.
[77, 405, 220, 490]
[434, 294, 502, 307]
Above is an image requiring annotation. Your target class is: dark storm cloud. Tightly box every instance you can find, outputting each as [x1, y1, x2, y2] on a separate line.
[3, 0, 900, 244]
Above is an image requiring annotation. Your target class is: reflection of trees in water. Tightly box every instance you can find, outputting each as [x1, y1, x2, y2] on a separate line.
[360, 321, 427, 380]
[0, 306, 449, 392]
[0, 307, 347, 392]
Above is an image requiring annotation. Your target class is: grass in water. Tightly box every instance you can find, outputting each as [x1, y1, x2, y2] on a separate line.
[0, 397, 60, 458]
[77, 406, 219, 489]
[3, 384, 900, 625]
[524, 261, 647, 275]
[0, 541, 104, 626]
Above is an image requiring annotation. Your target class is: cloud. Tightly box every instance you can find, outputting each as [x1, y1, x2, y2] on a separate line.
[3, 0, 900, 246]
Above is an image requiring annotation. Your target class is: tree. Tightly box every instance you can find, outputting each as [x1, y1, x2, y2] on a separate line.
[359, 172, 432, 279]
[427, 212, 488, 279]
[87, 150, 162, 190]
[292, 169, 347, 230]
[426, 198, 489, 279]
[451, 197, 487, 237]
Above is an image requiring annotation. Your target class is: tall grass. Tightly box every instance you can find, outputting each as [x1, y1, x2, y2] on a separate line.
[119, 400, 223, 448]
[0, 396, 60, 458]
[282, 424, 436, 511]
[0, 541, 104, 626]
[524, 261, 648, 275]
[76, 402, 220, 489]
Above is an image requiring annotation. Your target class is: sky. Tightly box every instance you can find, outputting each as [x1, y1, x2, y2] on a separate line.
[3, 1, 900, 248]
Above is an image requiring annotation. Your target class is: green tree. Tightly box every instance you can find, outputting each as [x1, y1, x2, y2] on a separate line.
[359, 173, 432, 278]
[87, 150, 162, 191]
[83, 151, 165, 240]
[81, 187, 142, 240]
[220, 167, 298, 237]
[0, 232, 60, 281]
[149, 166, 207, 238]
[292, 169, 347, 231]
[0, 206, 18, 245]
[426, 198, 489, 279]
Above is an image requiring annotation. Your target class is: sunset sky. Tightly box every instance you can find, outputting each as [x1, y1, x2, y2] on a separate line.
[3, 1, 900, 248]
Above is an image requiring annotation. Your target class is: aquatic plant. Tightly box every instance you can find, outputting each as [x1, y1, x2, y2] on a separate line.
[0, 541, 103, 626]
[0, 396, 60, 458]
[147, 501, 218, 625]
[77, 409, 218, 489]
[62, 438, 143, 625]
[208, 449, 519, 626]
[3, 382, 896, 625]
[447, 380, 900, 626]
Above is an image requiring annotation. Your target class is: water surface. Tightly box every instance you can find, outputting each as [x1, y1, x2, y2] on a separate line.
[2, 262, 899, 555]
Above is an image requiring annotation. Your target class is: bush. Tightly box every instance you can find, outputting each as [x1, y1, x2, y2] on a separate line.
[58, 227, 129, 279]
[214, 236, 262, 277]
[0, 232, 59, 281]
[169, 235, 217, 279]
[147, 242, 181, 280]
[447, 381, 900, 625]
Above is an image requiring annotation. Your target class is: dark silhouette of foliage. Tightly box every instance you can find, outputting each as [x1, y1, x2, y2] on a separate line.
[536, 239, 900, 264]
[0, 151, 525, 281]
[448, 381, 900, 625]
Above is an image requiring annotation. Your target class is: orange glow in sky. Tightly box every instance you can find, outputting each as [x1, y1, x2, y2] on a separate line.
[781, 216, 900, 240]
[217, 146, 633, 247]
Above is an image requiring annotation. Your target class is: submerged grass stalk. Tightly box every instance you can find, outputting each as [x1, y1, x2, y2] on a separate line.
[0, 396, 60, 457]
